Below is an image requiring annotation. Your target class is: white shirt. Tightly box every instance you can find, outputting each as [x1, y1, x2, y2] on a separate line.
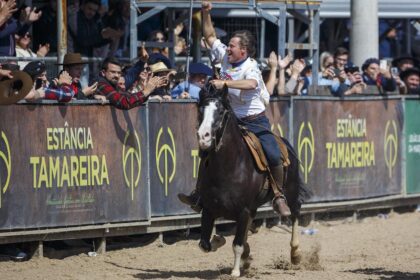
[211, 39, 269, 118]
[15, 46, 37, 69]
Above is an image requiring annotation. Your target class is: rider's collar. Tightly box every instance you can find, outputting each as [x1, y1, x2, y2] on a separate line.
[231, 57, 248, 68]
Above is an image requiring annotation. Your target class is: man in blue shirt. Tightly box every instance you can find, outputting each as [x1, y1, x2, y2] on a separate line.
[171, 63, 213, 100]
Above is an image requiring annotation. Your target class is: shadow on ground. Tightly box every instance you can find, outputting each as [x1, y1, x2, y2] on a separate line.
[105, 261, 224, 279]
[346, 267, 420, 280]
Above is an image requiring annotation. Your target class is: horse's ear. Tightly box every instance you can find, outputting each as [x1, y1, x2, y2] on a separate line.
[221, 83, 229, 102]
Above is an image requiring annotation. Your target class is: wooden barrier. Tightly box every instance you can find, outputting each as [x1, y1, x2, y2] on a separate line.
[0, 96, 419, 243]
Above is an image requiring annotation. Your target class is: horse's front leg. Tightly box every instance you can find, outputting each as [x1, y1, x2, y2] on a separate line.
[231, 209, 251, 277]
[199, 208, 215, 252]
[290, 215, 302, 264]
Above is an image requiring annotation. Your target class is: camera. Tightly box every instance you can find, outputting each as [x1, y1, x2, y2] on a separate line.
[333, 68, 341, 77]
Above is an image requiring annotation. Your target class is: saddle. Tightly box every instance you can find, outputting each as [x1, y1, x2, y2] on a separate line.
[240, 126, 290, 172]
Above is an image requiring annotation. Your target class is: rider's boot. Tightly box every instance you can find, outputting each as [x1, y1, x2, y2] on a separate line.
[178, 190, 202, 212]
[270, 165, 291, 217]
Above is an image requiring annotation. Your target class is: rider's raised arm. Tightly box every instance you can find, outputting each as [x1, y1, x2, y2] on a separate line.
[202, 1, 217, 48]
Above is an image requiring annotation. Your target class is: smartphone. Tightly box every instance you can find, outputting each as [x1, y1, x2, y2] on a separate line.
[35, 79, 43, 90]
[333, 68, 341, 77]
[391, 67, 399, 76]
[380, 59, 388, 70]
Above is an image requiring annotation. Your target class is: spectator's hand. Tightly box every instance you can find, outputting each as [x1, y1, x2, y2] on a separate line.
[20, 6, 42, 24]
[162, 95, 172, 101]
[58, 71, 72, 85]
[290, 59, 305, 78]
[209, 79, 226, 90]
[94, 94, 107, 104]
[82, 82, 98, 96]
[278, 53, 292, 69]
[36, 44, 50, 57]
[143, 76, 166, 96]
[347, 72, 360, 84]
[148, 95, 163, 101]
[0, 0, 17, 24]
[51, 78, 59, 87]
[202, 1, 212, 12]
[324, 66, 335, 79]
[267, 51, 278, 69]
[380, 66, 392, 79]
[174, 22, 184, 36]
[337, 69, 347, 82]
[346, 82, 366, 95]
[0, 69, 13, 79]
[180, 91, 190, 99]
[138, 42, 149, 62]
[26, 88, 45, 100]
[394, 75, 405, 88]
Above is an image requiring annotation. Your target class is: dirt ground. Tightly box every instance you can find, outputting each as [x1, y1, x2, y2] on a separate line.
[1, 209, 420, 280]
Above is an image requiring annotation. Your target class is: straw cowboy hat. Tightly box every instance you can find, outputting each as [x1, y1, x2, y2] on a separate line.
[57, 53, 88, 66]
[149, 61, 174, 74]
[0, 71, 33, 105]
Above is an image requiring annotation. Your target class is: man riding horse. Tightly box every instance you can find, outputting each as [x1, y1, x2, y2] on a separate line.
[178, 1, 291, 217]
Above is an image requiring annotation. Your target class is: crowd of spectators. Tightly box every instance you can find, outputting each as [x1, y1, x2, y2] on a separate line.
[0, 0, 419, 111]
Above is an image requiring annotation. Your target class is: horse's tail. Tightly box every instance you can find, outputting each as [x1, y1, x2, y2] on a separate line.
[281, 137, 312, 216]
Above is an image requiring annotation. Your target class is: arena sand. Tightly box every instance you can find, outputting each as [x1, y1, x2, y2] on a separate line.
[1, 210, 420, 280]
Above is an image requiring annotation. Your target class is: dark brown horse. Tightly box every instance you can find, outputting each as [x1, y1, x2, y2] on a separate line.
[195, 85, 310, 277]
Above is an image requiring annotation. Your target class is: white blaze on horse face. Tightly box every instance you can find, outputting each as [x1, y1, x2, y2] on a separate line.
[198, 100, 217, 150]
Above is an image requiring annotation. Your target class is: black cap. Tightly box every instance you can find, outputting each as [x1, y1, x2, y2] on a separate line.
[23, 61, 46, 79]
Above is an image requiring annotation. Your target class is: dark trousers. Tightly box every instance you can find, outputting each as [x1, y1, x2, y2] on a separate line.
[242, 115, 281, 166]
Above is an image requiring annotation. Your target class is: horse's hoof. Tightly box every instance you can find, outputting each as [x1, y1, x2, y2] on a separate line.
[199, 241, 211, 253]
[291, 253, 302, 265]
[210, 235, 226, 252]
[231, 269, 241, 277]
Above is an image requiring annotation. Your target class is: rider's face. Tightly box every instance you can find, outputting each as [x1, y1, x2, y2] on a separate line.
[227, 37, 247, 64]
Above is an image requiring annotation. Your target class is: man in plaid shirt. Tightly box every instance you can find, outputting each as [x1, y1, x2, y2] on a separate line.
[22, 61, 76, 102]
[96, 57, 165, 110]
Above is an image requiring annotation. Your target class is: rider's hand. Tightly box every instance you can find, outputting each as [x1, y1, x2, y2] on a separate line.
[202, 1, 212, 12]
[209, 79, 226, 90]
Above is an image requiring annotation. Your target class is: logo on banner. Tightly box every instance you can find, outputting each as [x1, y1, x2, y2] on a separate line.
[384, 120, 398, 178]
[271, 123, 284, 138]
[122, 130, 142, 201]
[0, 131, 11, 209]
[298, 122, 314, 183]
[156, 127, 176, 196]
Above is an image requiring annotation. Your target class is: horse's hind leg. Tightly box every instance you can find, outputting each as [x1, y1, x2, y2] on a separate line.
[290, 215, 302, 264]
[231, 209, 251, 277]
[199, 209, 215, 252]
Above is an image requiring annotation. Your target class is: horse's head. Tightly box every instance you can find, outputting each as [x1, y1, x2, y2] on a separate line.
[197, 83, 230, 151]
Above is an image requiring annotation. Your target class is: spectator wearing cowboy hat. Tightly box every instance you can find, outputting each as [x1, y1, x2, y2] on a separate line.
[399, 67, 420, 95]
[171, 62, 213, 100]
[96, 56, 166, 109]
[148, 61, 175, 101]
[391, 54, 420, 72]
[22, 61, 76, 102]
[58, 53, 98, 100]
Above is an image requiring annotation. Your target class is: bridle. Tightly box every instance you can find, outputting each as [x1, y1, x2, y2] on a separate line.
[199, 96, 231, 153]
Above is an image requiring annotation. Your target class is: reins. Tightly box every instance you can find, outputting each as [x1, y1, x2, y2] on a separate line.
[214, 108, 230, 152]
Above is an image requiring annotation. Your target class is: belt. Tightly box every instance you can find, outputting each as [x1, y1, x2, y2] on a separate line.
[240, 111, 265, 122]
